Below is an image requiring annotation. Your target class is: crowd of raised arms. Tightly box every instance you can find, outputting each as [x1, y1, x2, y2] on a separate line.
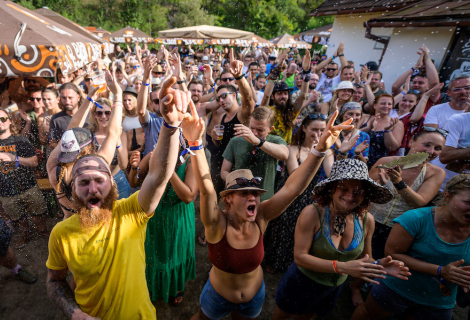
[0, 41, 469, 320]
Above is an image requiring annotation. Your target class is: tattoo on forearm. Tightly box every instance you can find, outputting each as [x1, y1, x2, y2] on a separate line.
[46, 271, 81, 317]
[213, 201, 218, 211]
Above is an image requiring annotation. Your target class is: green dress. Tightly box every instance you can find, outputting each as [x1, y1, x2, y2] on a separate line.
[145, 161, 196, 302]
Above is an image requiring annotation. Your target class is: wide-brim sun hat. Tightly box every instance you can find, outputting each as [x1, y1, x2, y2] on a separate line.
[313, 159, 393, 204]
[333, 81, 356, 93]
[220, 169, 267, 197]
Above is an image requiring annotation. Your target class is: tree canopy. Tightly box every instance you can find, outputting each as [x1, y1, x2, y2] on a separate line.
[13, 0, 332, 39]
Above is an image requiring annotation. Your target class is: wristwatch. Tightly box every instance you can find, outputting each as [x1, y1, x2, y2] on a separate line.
[257, 137, 265, 148]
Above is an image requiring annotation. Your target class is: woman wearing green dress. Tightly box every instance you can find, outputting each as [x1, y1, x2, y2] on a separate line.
[129, 149, 198, 306]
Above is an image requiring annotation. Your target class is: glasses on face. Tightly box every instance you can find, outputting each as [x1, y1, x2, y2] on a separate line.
[227, 177, 263, 189]
[0, 117, 9, 123]
[450, 86, 470, 93]
[152, 99, 160, 105]
[29, 97, 42, 102]
[85, 78, 92, 82]
[221, 77, 235, 82]
[153, 72, 164, 76]
[216, 92, 234, 102]
[191, 89, 203, 94]
[308, 113, 328, 121]
[407, 89, 420, 95]
[326, 68, 337, 72]
[419, 126, 449, 138]
[95, 110, 111, 117]
[25, 79, 37, 84]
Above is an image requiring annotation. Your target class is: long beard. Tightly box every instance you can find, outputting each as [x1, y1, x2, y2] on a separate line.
[274, 99, 288, 111]
[72, 184, 118, 230]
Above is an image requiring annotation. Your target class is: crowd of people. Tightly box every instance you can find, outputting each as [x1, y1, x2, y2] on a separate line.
[0, 39, 469, 320]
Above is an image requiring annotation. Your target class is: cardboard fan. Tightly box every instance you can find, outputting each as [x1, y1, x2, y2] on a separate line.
[377, 152, 429, 170]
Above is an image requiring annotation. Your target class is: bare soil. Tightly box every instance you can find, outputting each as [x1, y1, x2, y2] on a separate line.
[1, 207, 468, 320]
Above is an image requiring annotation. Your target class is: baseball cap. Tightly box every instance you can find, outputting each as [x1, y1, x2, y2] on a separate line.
[57, 128, 94, 163]
[360, 61, 379, 71]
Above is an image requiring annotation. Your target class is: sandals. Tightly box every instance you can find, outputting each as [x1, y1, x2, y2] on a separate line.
[197, 234, 207, 247]
[169, 292, 184, 306]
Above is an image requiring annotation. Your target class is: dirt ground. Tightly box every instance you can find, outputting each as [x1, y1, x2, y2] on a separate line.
[1, 205, 469, 320]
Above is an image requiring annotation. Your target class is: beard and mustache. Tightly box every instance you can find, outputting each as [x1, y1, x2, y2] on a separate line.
[72, 183, 118, 230]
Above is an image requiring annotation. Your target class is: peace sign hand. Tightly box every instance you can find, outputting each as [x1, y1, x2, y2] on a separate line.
[316, 111, 354, 152]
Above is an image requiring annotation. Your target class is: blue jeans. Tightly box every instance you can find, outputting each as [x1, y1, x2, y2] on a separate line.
[200, 278, 265, 320]
[114, 170, 131, 200]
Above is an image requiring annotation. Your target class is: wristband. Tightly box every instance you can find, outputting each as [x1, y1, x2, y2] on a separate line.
[116, 144, 122, 149]
[311, 146, 327, 158]
[142, 82, 150, 87]
[176, 79, 186, 84]
[437, 266, 443, 277]
[189, 144, 203, 151]
[303, 73, 311, 82]
[234, 74, 245, 81]
[112, 103, 122, 109]
[394, 180, 408, 191]
[257, 137, 265, 148]
[302, 69, 311, 75]
[400, 91, 406, 96]
[338, 54, 345, 57]
[374, 260, 380, 265]
[384, 130, 391, 133]
[361, 80, 366, 85]
[86, 96, 94, 104]
[15, 155, 19, 167]
[163, 121, 179, 130]
[411, 67, 419, 75]
[94, 101, 103, 109]
[332, 260, 344, 275]
[332, 55, 336, 60]
[338, 150, 348, 156]
[130, 166, 137, 170]
[188, 140, 203, 147]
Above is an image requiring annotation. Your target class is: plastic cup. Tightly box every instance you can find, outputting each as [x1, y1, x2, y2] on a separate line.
[91, 72, 106, 93]
[214, 125, 224, 140]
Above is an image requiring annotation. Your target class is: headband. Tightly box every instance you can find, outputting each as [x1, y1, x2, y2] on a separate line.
[72, 156, 112, 180]
[340, 102, 362, 116]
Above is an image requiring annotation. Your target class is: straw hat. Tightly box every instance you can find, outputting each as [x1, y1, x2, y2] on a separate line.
[220, 169, 267, 197]
[313, 159, 393, 204]
[333, 81, 356, 93]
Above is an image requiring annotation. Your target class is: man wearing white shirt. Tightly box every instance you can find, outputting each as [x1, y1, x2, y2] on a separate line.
[424, 75, 470, 188]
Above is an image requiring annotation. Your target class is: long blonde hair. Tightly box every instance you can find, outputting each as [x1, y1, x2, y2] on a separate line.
[328, 90, 352, 115]
[123, 94, 137, 117]
[88, 98, 112, 132]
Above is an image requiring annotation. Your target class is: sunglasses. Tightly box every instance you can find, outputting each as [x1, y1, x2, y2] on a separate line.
[326, 68, 337, 72]
[450, 86, 470, 93]
[0, 117, 9, 123]
[95, 110, 111, 117]
[153, 72, 165, 75]
[407, 89, 421, 95]
[308, 113, 328, 120]
[216, 92, 234, 102]
[85, 78, 92, 82]
[29, 97, 42, 102]
[152, 99, 160, 104]
[221, 77, 235, 82]
[419, 126, 448, 138]
[25, 79, 38, 84]
[447, 177, 470, 190]
[227, 177, 263, 190]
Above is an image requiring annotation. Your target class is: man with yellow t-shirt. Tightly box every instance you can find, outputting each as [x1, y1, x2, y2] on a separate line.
[46, 77, 189, 320]
[260, 50, 311, 144]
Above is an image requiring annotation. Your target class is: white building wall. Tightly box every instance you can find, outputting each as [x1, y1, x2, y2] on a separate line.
[380, 26, 455, 91]
[326, 13, 393, 69]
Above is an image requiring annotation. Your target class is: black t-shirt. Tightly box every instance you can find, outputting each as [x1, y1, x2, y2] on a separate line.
[49, 111, 72, 142]
[0, 135, 37, 196]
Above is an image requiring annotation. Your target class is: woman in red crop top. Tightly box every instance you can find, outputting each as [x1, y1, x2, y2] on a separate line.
[181, 104, 354, 320]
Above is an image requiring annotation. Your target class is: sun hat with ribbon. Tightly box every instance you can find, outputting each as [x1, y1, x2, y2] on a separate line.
[220, 169, 267, 197]
[313, 159, 393, 204]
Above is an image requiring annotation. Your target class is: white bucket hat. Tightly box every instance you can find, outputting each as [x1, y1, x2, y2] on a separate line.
[333, 81, 356, 93]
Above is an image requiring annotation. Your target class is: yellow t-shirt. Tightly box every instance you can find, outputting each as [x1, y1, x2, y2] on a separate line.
[46, 191, 156, 320]
[268, 105, 300, 144]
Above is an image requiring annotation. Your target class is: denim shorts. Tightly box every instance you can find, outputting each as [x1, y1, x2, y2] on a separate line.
[371, 278, 453, 320]
[200, 278, 265, 320]
[275, 262, 343, 317]
[0, 218, 12, 257]
[114, 169, 131, 200]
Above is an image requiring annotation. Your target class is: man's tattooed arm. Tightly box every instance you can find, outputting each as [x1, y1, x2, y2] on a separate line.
[46, 268, 82, 318]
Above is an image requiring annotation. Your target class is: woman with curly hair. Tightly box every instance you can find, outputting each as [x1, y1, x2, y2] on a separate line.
[273, 159, 410, 320]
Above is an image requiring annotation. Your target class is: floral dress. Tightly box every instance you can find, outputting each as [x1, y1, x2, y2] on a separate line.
[263, 146, 321, 272]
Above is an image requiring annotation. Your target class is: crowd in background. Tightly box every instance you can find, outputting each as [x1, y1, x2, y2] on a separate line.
[0, 39, 469, 320]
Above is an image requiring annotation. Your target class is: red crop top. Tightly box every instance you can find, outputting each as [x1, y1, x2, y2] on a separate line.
[207, 222, 264, 274]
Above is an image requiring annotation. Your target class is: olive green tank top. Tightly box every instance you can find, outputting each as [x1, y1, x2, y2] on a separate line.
[298, 205, 367, 287]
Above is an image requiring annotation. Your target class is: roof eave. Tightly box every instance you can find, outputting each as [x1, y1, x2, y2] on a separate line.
[365, 19, 470, 28]
[308, 4, 414, 17]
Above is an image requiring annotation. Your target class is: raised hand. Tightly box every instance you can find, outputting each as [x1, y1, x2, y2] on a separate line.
[143, 55, 159, 79]
[379, 256, 411, 280]
[378, 168, 390, 186]
[339, 132, 360, 154]
[403, 75, 411, 93]
[86, 78, 100, 98]
[384, 117, 399, 131]
[302, 50, 311, 71]
[129, 150, 141, 169]
[203, 64, 212, 80]
[159, 77, 191, 127]
[385, 165, 403, 184]
[316, 111, 354, 152]
[423, 82, 444, 98]
[336, 41, 344, 56]
[181, 98, 205, 142]
[354, 140, 368, 155]
[229, 48, 244, 78]
[339, 254, 387, 285]
[104, 69, 121, 96]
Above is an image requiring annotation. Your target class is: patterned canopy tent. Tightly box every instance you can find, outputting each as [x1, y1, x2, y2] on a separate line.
[109, 26, 153, 44]
[0, 0, 101, 77]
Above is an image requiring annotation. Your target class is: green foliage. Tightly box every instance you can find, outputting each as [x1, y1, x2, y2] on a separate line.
[12, 0, 332, 40]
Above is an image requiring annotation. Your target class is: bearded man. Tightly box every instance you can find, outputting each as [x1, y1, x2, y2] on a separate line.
[46, 78, 189, 320]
